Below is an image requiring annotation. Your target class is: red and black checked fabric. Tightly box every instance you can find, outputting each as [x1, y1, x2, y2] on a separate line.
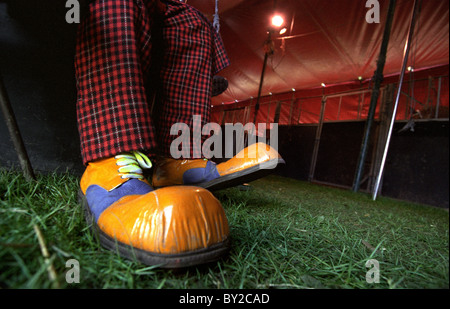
[75, 0, 229, 164]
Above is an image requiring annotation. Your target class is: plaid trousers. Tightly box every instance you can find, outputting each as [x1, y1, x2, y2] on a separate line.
[75, 0, 229, 164]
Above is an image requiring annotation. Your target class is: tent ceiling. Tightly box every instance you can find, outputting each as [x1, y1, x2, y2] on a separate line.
[188, 0, 449, 105]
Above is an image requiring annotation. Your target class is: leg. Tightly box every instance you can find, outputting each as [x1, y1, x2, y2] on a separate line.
[149, 1, 230, 159]
[75, 0, 230, 268]
[75, 0, 158, 164]
[150, 3, 285, 190]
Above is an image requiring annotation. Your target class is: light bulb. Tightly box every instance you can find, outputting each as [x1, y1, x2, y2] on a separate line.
[271, 15, 284, 28]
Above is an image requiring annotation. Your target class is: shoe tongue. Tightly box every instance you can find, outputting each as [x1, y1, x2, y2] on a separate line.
[80, 157, 129, 194]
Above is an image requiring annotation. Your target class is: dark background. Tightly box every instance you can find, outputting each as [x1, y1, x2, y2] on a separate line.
[0, 0, 85, 175]
[275, 122, 449, 208]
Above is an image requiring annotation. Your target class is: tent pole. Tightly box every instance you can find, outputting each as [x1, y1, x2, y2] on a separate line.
[0, 72, 35, 181]
[435, 77, 442, 119]
[253, 34, 271, 125]
[308, 96, 327, 182]
[254, 0, 278, 125]
[352, 0, 397, 192]
[372, 0, 420, 200]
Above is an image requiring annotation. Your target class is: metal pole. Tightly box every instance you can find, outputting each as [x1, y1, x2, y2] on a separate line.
[353, 0, 397, 192]
[254, 0, 278, 125]
[0, 72, 35, 181]
[308, 96, 327, 182]
[253, 35, 271, 125]
[372, 0, 420, 200]
[435, 77, 442, 119]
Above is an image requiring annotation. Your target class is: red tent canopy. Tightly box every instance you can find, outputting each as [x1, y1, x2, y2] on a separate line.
[188, 0, 449, 106]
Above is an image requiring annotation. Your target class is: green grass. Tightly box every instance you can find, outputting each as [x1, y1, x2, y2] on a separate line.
[0, 168, 448, 289]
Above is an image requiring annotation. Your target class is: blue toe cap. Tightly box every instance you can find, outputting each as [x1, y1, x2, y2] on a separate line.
[85, 179, 153, 222]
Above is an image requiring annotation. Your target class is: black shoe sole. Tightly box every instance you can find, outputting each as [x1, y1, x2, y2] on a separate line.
[78, 190, 231, 268]
[198, 158, 285, 191]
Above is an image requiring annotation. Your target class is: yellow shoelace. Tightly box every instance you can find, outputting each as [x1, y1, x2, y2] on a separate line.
[115, 151, 152, 179]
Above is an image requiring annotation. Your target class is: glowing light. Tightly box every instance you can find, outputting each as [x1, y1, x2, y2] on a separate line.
[279, 27, 287, 35]
[358, 76, 363, 81]
[321, 83, 326, 87]
[408, 66, 414, 72]
[271, 15, 284, 28]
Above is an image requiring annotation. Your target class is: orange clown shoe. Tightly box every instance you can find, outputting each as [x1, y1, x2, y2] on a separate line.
[152, 142, 285, 191]
[79, 152, 230, 268]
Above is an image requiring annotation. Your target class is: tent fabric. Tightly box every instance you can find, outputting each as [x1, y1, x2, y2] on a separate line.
[188, 0, 449, 107]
